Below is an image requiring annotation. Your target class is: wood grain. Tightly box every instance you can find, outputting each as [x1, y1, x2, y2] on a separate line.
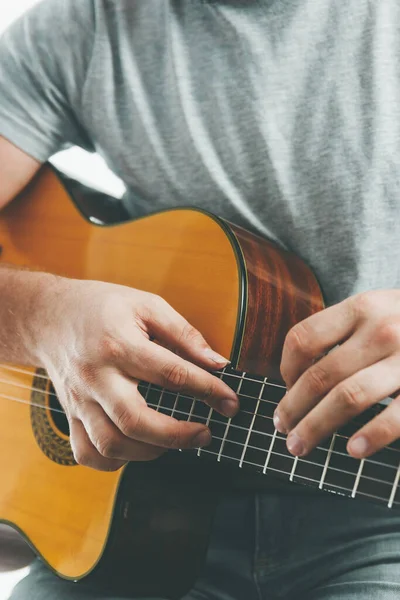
[228, 222, 324, 381]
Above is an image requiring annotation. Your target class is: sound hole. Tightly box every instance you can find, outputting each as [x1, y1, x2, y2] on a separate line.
[48, 382, 70, 437]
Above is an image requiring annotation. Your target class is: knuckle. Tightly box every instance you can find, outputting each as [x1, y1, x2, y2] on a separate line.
[375, 321, 400, 347]
[74, 360, 97, 388]
[306, 364, 329, 396]
[161, 363, 189, 390]
[69, 387, 86, 408]
[352, 292, 377, 320]
[178, 322, 203, 346]
[73, 448, 93, 467]
[164, 424, 181, 449]
[114, 403, 140, 438]
[95, 434, 122, 459]
[285, 323, 313, 358]
[374, 419, 397, 444]
[338, 380, 366, 412]
[199, 381, 216, 401]
[99, 335, 129, 364]
[147, 293, 168, 313]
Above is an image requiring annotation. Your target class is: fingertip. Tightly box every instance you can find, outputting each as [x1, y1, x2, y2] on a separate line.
[347, 436, 370, 459]
[191, 428, 212, 448]
[203, 348, 231, 366]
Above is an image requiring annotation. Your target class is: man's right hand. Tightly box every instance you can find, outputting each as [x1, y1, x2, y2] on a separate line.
[28, 277, 239, 472]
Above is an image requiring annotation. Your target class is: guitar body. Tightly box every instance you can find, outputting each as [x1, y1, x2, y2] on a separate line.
[0, 166, 323, 597]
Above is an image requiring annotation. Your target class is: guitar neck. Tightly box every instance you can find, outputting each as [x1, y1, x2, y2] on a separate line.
[138, 366, 400, 510]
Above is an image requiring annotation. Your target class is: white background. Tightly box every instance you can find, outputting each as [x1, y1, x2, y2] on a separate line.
[0, 2, 122, 598]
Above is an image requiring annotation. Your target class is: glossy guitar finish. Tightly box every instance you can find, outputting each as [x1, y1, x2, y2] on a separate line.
[0, 165, 322, 597]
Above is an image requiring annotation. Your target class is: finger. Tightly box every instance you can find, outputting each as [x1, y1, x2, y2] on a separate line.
[80, 401, 166, 462]
[281, 298, 357, 388]
[97, 373, 213, 449]
[275, 330, 388, 433]
[119, 339, 239, 417]
[140, 295, 230, 368]
[69, 417, 126, 471]
[347, 396, 400, 458]
[284, 355, 400, 457]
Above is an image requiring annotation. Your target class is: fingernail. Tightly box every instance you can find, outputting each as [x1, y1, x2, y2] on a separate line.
[273, 410, 287, 434]
[348, 436, 370, 458]
[192, 429, 212, 448]
[204, 348, 230, 366]
[287, 432, 305, 456]
[221, 398, 239, 418]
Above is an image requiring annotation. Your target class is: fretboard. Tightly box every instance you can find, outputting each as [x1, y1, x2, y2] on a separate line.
[138, 366, 400, 510]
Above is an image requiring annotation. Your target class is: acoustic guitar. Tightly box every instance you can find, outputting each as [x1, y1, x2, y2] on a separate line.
[0, 165, 399, 598]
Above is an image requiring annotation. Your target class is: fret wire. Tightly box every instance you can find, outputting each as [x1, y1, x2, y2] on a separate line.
[197, 369, 227, 458]
[170, 393, 180, 419]
[239, 377, 268, 468]
[143, 383, 152, 402]
[388, 460, 400, 508]
[351, 459, 365, 498]
[289, 456, 298, 482]
[217, 370, 286, 390]
[156, 388, 165, 412]
[263, 429, 278, 474]
[197, 406, 214, 459]
[319, 434, 336, 489]
[217, 371, 246, 462]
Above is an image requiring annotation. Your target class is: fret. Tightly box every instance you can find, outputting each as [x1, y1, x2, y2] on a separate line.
[217, 372, 246, 462]
[263, 429, 277, 474]
[388, 460, 400, 508]
[319, 434, 336, 489]
[170, 393, 180, 418]
[217, 420, 232, 463]
[289, 456, 298, 482]
[239, 378, 267, 468]
[197, 369, 228, 457]
[156, 388, 165, 411]
[291, 447, 326, 485]
[352, 446, 396, 500]
[197, 406, 214, 457]
[263, 434, 296, 475]
[261, 381, 286, 404]
[156, 390, 177, 415]
[351, 459, 365, 498]
[187, 397, 196, 422]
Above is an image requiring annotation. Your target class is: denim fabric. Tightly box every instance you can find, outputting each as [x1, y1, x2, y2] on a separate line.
[10, 490, 400, 600]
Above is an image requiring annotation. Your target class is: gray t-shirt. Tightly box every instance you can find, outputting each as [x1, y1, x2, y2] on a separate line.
[1, 0, 400, 307]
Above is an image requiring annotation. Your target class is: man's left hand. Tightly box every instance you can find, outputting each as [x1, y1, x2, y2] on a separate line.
[274, 290, 400, 459]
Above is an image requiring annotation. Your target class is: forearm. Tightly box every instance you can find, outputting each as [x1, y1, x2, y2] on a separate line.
[0, 265, 57, 365]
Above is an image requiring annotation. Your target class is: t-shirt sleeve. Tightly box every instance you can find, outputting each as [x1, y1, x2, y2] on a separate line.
[0, 0, 96, 162]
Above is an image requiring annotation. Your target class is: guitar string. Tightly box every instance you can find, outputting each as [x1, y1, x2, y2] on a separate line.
[197, 447, 396, 506]
[0, 386, 395, 502]
[0, 384, 398, 477]
[145, 402, 395, 488]
[0, 376, 393, 466]
[0, 364, 392, 448]
[1, 372, 399, 466]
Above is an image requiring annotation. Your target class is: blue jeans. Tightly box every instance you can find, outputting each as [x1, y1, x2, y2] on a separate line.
[10, 489, 400, 599]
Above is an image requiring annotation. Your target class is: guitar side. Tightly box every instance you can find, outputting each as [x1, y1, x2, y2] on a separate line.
[0, 165, 323, 596]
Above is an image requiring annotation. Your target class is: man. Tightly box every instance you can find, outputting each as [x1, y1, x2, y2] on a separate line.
[2, 0, 400, 598]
